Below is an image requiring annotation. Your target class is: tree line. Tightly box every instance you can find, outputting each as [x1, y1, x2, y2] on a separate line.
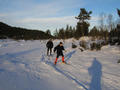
[52, 8, 120, 45]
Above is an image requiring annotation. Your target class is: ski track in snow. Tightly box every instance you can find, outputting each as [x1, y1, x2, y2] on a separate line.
[41, 52, 88, 90]
[0, 39, 120, 90]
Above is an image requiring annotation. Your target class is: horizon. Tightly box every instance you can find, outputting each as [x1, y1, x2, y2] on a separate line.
[0, 0, 120, 33]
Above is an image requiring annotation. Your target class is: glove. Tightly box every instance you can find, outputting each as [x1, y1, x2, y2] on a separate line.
[64, 50, 67, 52]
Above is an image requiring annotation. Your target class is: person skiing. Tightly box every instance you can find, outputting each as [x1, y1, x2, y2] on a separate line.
[46, 39, 53, 56]
[54, 42, 66, 65]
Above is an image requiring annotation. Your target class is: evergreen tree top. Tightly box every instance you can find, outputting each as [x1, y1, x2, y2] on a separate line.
[75, 8, 92, 22]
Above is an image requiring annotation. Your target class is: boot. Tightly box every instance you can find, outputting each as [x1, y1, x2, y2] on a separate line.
[62, 57, 65, 63]
[54, 58, 58, 65]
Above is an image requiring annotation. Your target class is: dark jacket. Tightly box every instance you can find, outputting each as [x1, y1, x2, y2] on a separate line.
[46, 41, 53, 48]
[54, 45, 65, 55]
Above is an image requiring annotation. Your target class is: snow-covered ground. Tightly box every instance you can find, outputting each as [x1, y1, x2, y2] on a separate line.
[0, 39, 120, 90]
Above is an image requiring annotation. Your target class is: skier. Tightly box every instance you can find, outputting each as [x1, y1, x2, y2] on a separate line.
[54, 42, 66, 65]
[46, 39, 53, 56]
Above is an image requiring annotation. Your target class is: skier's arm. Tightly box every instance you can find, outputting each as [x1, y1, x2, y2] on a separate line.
[64, 50, 67, 52]
[62, 46, 67, 52]
[62, 46, 65, 50]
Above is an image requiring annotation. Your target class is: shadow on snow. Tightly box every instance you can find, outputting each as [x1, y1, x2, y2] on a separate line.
[65, 50, 76, 62]
[44, 53, 88, 90]
[0, 48, 41, 58]
[88, 58, 102, 90]
[0, 48, 41, 67]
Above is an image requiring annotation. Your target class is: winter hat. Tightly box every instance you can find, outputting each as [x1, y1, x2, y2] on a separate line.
[60, 42, 63, 44]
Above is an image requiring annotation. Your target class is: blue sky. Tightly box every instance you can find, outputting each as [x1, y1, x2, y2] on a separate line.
[0, 0, 120, 33]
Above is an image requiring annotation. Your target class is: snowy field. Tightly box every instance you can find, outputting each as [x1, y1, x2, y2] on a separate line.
[0, 39, 120, 90]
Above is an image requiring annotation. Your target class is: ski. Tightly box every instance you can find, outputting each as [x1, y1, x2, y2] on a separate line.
[61, 62, 70, 65]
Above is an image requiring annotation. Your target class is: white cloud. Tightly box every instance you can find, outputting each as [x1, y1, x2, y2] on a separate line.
[0, 13, 101, 32]
[16, 16, 77, 32]
[19, 16, 76, 24]
[0, 13, 8, 17]
[91, 16, 101, 21]
[89, 16, 101, 28]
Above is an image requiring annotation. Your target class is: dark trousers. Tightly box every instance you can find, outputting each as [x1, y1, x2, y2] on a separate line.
[54, 53, 64, 63]
[47, 48, 52, 55]
[56, 53, 64, 58]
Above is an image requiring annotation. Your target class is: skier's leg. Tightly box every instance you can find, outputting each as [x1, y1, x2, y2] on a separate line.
[50, 48, 52, 55]
[61, 54, 65, 62]
[54, 58, 57, 65]
[62, 56, 64, 62]
[54, 55, 59, 65]
[48, 48, 51, 55]
[47, 48, 49, 55]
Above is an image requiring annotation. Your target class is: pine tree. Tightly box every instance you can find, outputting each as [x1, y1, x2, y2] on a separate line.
[75, 8, 92, 38]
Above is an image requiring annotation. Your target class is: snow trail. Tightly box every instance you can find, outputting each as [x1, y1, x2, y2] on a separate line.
[0, 39, 120, 90]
